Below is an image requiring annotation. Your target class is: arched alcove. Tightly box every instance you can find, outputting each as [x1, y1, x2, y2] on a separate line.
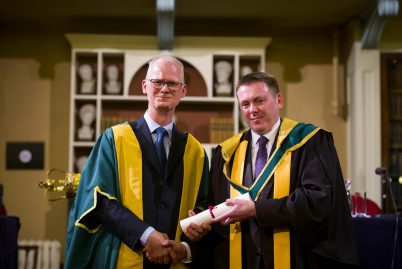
[128, 57, 208, 96]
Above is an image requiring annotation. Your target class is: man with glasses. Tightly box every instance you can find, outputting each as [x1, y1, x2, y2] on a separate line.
[65, 55, 210, 269]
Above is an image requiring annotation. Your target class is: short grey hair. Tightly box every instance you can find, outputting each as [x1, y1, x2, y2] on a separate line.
[146, 55, 185, 82]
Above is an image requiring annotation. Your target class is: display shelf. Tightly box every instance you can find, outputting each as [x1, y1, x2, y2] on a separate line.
[68, 36, 270, 171]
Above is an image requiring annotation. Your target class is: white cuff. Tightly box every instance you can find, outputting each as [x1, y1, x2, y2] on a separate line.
[140, 226, 155, 246]
[180, 241, 192, 263]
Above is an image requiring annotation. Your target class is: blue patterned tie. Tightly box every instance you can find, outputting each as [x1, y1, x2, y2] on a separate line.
[154, 127, 167, 177]
[254, 136, 269, 180]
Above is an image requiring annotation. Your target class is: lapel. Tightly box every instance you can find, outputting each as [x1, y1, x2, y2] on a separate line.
[242, 131, 254, 188]
[130, 117, 161, 175]
[166, 125, 187, 178]
[262, 132, 279, 199]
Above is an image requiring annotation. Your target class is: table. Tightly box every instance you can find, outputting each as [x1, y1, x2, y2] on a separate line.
[0, 216, 20, 269]
[354, 215, 401, 269]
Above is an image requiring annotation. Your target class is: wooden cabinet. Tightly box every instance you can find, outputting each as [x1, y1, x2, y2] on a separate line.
[380, 53, 402, 212]
[67, 35, 270, 173]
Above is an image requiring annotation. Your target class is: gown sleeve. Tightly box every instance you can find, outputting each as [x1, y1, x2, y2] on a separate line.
[67, 128, 148, 251]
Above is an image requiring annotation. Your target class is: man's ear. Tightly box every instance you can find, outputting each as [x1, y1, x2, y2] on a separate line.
[142, 80, 147, 94]
[180, 84, 188, 99]
[277, 92, 284, 108]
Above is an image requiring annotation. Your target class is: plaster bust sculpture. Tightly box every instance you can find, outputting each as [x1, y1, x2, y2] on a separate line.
[76, 155, 88, 173]
[214, 60, 233, 96]
[78, 64, 96, 94]
[241, 65, 253, 77]
[104, 64, 122, 94]
[77, 103, 96, 140]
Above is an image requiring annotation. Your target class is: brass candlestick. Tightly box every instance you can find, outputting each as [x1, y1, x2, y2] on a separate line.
[38, 168, 80, 201]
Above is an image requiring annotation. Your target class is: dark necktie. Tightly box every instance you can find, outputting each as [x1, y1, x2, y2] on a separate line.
[248, 135, 269, 261]
[154, 127, 167, 177]
[254, 136, 269, 180]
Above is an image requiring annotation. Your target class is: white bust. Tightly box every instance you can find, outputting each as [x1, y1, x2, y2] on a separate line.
[77, 103, 96, 140]
[214, 60, 233, 96]
[76, 155, 88, 173]
[241, 65, 253, 77]
[104, 64, 122, 94]
[78, 64, 95, 94]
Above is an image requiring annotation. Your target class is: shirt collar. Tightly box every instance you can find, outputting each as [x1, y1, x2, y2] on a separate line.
[251, 118, 281, 146]
[144, 110, 173, 139]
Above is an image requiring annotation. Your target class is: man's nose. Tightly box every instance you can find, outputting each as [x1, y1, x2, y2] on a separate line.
[249, 103, 258, 113]
[160, 83, 169, 92]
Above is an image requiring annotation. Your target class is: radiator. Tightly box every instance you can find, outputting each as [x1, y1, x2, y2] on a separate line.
[18, 239, 61, 269]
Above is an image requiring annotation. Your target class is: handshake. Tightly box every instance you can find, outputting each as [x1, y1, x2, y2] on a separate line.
[144, 193, 252, 264]
[143, 210, 211, 264]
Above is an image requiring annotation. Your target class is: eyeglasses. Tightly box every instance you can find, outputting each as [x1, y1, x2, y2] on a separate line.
[147, 79, 184, 91]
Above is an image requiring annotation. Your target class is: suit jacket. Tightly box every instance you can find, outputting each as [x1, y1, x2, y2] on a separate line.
[192, 127, 359, 269]
[65, 117, 208, 269]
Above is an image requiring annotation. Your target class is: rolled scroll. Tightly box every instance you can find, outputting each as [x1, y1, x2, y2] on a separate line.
[180, 192, 251, 231]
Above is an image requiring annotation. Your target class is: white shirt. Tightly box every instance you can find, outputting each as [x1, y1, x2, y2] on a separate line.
[250, 118, 281, 176]
[144, 110, 173, 158]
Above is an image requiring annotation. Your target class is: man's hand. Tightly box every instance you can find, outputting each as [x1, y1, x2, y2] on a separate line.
[163, 240, 187, 263]
[184, 210, 212, 241]
[212, 198, 256, 225]
[143, 231, 171, 264]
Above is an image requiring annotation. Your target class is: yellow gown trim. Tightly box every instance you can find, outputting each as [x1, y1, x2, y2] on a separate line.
[223, 118, 319, 269]
[113, 124, 204, 269]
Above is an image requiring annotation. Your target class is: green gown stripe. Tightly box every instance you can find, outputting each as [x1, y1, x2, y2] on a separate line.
[221, 118, 320, 200]
[66, 123, 207, 269]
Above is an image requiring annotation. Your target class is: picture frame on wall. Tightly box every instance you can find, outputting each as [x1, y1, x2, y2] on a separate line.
[6, 142, 44, 170]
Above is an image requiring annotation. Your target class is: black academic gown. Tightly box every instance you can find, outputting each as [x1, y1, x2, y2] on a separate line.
[191, 128, 359, 269]
[90, 117, 208, 269]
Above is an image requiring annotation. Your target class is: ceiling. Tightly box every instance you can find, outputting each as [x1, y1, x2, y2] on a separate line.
[0, 0, 380, 37]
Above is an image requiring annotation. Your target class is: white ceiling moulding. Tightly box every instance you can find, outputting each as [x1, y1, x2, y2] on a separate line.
[157, 0, 175, 50]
